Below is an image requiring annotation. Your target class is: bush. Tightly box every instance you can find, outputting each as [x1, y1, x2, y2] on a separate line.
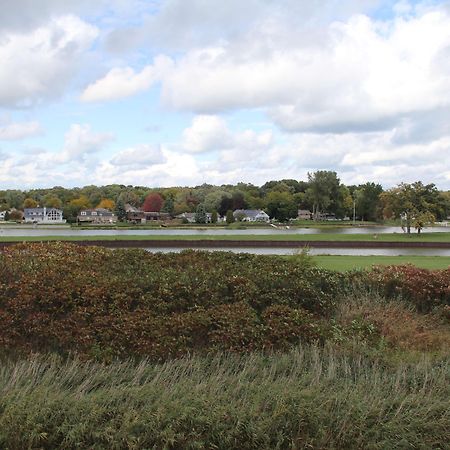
[0, 243, 343, 359]
[366, 265, 450, 312]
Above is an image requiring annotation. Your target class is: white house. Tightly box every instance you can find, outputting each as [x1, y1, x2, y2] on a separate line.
[24, 207, 66, 224]
[233, 209, 270, 222]
[0, 210, 7, 221]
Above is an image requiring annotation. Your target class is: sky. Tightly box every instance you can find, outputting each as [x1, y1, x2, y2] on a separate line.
[0, 0, 449, 190]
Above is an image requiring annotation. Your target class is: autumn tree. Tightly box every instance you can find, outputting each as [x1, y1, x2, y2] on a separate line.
[63, 195, 91, 223]
[23, 198, 38, 208]
[43, 194, 62, 209]
[97, 199, 115, 210]
[9, 209, 23, 221]
[143, 193, 163, 212]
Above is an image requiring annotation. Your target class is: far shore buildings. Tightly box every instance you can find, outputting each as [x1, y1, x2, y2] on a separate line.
[0, 210, 7, 221]
[24, 207, 66, 224]
[77, 208, 117, 224]
[233, 209, 270, 222]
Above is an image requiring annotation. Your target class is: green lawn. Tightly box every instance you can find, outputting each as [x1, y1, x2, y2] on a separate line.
[313, 255, 450, 271]
[1, 231, 449, 242]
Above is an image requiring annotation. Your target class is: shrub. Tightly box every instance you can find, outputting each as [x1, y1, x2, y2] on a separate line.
[0, 243, 343, 359]
[366, 265, 450, 312]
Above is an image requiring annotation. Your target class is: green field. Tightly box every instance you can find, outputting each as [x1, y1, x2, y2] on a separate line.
[313, 255, 450, 271]
[1, 231, 450, 242]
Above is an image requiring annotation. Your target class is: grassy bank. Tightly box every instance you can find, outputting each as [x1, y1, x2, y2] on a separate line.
[314, 255, 450, 271]
[1, 346, 449, 450]
[1, 231, 450, 243]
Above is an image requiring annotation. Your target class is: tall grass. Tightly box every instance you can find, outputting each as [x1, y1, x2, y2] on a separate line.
[1, 345, 448, 449]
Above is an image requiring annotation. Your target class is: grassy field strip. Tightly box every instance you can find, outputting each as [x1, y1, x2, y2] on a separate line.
[1, 347, 449, 449]
[313, 255, 450, 271]
[1, 231, 450, 242]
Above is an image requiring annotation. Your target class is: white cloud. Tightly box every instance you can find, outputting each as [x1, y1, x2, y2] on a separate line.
[0, 121, 42, 140]
[59, 124, 113, 162]
[182, 115, 233, 153]
[0, 15, 98, 107]
[81, 66, 155, 102]
[94, 148, 201, 187]
[182, 115, 274, 157]
[145, 5, 450, 136]
[104, 0, 380, 53]
[110, 144, 166, 167]
[80, 55, 172, 103]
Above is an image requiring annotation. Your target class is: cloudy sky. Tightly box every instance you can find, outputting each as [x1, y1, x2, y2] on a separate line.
[0, 0, 449, 189]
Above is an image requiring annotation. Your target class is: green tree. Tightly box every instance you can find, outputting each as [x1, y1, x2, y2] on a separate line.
[161, 196, 175, 215]
[115, 197, 127, 222]
[195, 204, 207, 224]
[380, 182, 439, 233]
[211, 210, 218, 223]
[266, 191, 297, 222]
[305, 171, 341, 220]
[226, 210, 235, 224]
[355, 182, 383, 221]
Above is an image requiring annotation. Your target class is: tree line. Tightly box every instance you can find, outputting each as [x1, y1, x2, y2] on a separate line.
[1, 171, 449, 226]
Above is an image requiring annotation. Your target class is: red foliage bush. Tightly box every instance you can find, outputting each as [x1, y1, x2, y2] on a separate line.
[367, 265, 450, 312]
[0, 243, 343, 359]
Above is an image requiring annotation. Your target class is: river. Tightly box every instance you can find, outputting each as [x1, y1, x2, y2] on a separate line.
[0, 225, 448, 237]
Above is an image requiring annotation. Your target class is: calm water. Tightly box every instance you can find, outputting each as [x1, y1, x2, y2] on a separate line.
[0, 225, 448, 237]
[141, 247, 450, 256]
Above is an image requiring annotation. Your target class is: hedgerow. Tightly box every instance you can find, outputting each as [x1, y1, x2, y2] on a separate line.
[0, 243, 345, 359]
[1, 243, 448, 360]
[365, 265, 450, 312]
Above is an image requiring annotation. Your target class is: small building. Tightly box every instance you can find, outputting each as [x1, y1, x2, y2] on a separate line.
[316, 212, 337, 221]
[78, 208, 116, 224]
[0, 210, 8, 221]
[24, 207, 65, 224]
[233, 209, 270, 222]
[297, 209, 312, 220]
[142, 211, 171, 222]
[176, 212, 218, 223]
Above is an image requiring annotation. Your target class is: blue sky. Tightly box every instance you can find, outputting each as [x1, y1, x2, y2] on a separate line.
[0, 0, 449, 189]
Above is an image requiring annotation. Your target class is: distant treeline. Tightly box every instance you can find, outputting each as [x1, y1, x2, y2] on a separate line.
[1, 170, 449, 223]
